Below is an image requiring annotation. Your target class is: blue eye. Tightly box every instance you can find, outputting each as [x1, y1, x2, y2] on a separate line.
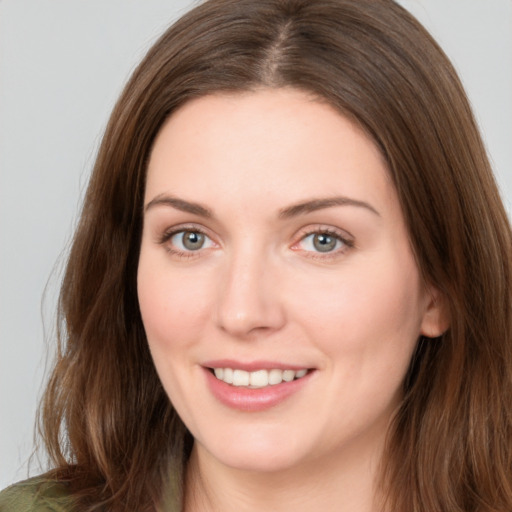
[299, 232, 347, 253]
[170, 230, 214, 252]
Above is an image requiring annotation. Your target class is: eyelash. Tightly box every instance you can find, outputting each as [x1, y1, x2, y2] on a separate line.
[292, 227, 354, 260]
[157, 225, 354, 259]
[158, 225, 214, 258]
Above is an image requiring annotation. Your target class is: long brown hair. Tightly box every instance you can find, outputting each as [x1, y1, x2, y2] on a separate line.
[39, 0, 512, 510]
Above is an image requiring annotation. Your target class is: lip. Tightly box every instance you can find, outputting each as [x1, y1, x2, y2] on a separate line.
[202, 364, 315, 412]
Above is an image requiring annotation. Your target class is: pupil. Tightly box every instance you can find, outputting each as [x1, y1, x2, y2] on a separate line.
[183, 231, 204, 250]
[313, 233, 336, 252]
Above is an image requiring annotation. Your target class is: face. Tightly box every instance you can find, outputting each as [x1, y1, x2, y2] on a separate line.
[137, 88, 443, 476]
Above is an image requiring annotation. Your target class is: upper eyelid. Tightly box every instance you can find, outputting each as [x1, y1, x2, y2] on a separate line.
[293, 224, 355, 243]
[158, 223, 214, 241]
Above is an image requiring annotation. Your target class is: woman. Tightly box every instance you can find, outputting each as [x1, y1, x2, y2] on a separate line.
[1, 0, 511, 510]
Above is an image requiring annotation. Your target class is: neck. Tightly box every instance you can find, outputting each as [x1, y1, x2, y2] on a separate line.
[183, 434, 388, 512]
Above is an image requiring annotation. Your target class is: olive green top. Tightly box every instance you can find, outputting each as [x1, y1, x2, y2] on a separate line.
[0, 477, 75, 512]
[0, 475, 182, 512]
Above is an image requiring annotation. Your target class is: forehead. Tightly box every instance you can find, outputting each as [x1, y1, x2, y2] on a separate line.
[145, 88, 394, 215]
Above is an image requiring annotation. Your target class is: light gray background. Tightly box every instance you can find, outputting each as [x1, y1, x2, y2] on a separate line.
[1, 0, 511, 489]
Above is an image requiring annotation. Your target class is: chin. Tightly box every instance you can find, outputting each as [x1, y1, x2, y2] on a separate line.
[196, 425, 312, 474]
[213, 448, 305, 474]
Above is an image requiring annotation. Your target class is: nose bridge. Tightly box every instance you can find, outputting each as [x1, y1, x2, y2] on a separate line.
[215, 237, 285, 337]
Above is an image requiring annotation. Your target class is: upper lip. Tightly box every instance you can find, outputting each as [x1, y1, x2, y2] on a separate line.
[202, 359, 313, 372]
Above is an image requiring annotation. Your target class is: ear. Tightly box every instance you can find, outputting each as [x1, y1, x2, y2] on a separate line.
[420, 286, 450, 338]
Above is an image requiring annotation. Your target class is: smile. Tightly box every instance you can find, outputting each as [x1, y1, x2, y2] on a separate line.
[212, 368, 309, 388]
[204, 363, 315, 411]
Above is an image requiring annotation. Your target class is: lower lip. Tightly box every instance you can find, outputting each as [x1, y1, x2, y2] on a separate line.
[204, 368, 313, 412]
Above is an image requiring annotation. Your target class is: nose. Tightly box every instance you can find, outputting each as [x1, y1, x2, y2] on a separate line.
[214, 248, 286, 338]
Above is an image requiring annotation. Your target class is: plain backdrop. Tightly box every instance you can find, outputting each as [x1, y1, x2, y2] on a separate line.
[1, 0, 511, 489]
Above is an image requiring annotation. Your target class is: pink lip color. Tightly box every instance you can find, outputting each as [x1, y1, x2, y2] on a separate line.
[203, 366, 313, 412]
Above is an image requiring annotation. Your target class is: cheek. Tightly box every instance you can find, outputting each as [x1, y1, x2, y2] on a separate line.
[137, 255, 211, 353]
[137, 254, 215, 419]
[291, 252, 425, 359]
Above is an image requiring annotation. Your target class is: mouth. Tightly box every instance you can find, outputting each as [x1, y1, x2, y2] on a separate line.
[208, 367, 310, 388]
[203, 362, 315, 411]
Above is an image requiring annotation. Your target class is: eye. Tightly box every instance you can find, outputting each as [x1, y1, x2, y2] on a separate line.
[168, 230, 215, 252]
[296, 230, 353, 254]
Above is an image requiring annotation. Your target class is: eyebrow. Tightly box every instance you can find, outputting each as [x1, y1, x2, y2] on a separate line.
[144, 194, 379, 219]
[144, 194, 212, 217]
[279, 196, 380, 218]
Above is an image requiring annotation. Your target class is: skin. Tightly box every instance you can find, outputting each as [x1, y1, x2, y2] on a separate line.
[137, 88, 446, 511]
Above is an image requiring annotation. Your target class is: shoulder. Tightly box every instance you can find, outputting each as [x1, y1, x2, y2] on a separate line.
[0, 476, 74, 512]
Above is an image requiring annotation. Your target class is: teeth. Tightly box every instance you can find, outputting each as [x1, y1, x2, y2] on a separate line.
[282, 369, 295, 382]
[223, 368, 233, 384]
[250, 369, 268, 387]
[268, 368, 283, 385]
[211, 367, 309, 388]
[233, 369, 250, 386]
